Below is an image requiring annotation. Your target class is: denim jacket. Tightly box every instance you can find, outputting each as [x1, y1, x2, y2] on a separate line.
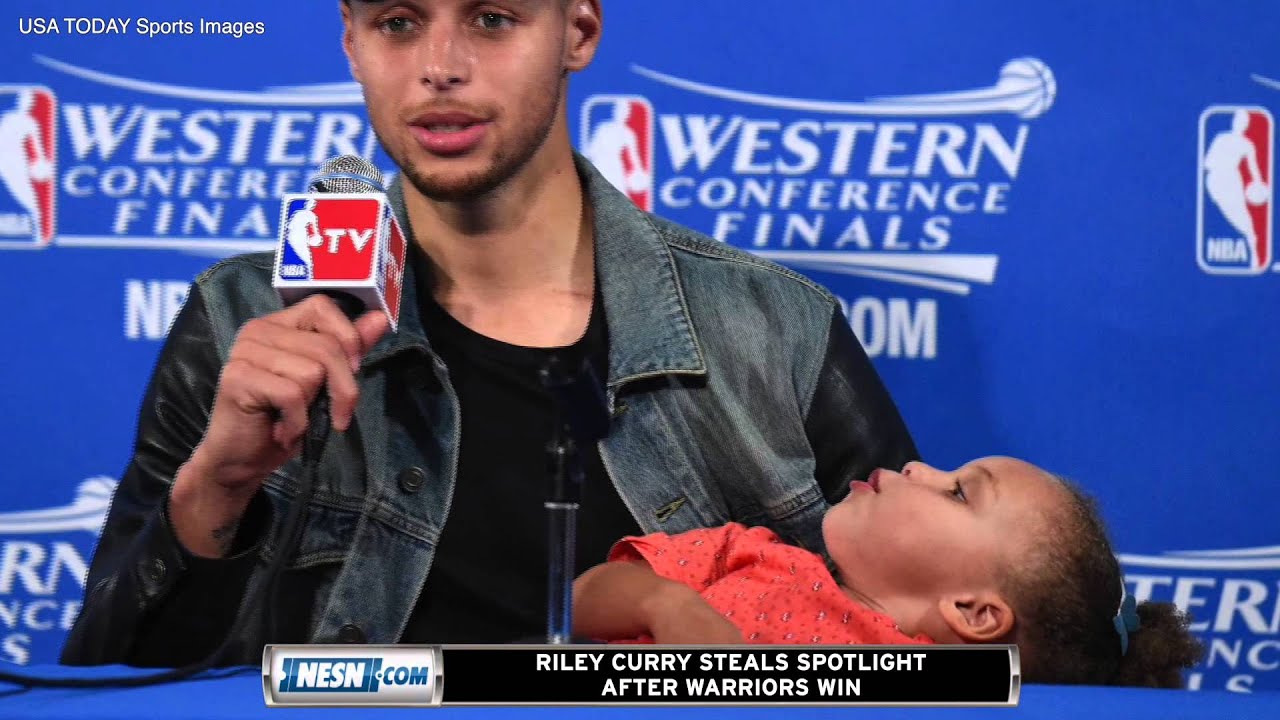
[62, 155, 917, 666]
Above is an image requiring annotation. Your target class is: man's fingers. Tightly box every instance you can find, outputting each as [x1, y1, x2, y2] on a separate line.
[232, 297, 390, 431]
[268, 295, 365, 370]
[237, 339, 327, 405]
[238, 333, 361, 431]
[353, 311, 391, 357]
[222, 361, 311, 446]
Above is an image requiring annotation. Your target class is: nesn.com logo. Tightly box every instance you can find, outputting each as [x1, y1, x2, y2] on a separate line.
[277, 657, 431, 692]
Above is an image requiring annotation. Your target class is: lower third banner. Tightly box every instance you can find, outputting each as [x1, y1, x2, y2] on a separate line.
[261, 645, 1019, 707]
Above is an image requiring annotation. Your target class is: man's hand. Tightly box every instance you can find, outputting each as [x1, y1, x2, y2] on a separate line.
[169, 295, 389, 558]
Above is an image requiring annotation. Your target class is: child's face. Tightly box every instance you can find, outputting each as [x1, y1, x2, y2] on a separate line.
[822, 457, 1065, 601]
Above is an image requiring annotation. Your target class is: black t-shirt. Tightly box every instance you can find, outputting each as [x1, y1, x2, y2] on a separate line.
[401, 268, 642, 643]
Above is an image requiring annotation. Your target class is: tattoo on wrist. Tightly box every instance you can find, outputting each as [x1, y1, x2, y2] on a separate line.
[211, 521, 240, 554]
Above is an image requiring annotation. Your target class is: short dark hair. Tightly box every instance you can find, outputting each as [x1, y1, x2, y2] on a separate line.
[1005, 479, 1203, 686]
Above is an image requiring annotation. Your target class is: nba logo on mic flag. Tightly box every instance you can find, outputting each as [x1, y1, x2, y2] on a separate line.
[0, 85, 56, 247]
[1197, 105, 1273, 275]
[278, 196, 382, 282]
[581, 95, 654, 211]
[275, 193, 404, 331]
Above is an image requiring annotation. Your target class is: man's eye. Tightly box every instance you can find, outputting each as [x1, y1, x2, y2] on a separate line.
[475, 13, 514, 31]
[379, 16, 417, 34]
[951, 481, 967, 503]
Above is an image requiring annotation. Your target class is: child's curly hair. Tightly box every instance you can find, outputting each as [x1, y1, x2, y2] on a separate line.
[1004, 479, 1204, 687]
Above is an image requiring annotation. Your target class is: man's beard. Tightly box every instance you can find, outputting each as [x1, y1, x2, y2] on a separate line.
[379, 77, 564, 203]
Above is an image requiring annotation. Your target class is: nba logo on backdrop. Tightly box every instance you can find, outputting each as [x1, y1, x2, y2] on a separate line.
[0, 85, 56, 248]
[1198, 105, 1273, 274]
[580, 96, 653, 210]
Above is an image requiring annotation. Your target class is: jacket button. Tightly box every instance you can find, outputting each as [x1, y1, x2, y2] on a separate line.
[398, 467, 425, 493]
[146, 558, 167, 584]
[338, 623, 365, 643]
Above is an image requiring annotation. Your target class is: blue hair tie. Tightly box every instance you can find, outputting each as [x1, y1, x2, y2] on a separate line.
[1113, 584, 1141, 655]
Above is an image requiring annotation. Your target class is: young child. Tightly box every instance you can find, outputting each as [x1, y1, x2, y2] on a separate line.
[572, 457, 1202, 688]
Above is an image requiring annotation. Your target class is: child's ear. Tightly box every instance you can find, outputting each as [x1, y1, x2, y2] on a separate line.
[937, 592, 1014, 643]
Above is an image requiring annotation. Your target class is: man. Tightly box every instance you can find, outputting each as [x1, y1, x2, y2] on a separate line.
[62, 0, 917, 666]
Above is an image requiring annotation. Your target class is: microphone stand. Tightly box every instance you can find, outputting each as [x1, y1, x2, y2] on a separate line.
[542, 420, 579, 645]
[539, 356, 610, 645]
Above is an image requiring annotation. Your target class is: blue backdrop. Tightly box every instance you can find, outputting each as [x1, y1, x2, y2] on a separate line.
[0, 0, 1275, 694]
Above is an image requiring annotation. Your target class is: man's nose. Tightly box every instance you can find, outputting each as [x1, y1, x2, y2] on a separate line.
[420, 23, 473, 90]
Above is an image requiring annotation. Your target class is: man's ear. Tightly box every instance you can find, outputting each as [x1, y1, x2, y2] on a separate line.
[563, 0, 603, 73]
[340, 2, 362, 83]
[937, 592, 1014, 643]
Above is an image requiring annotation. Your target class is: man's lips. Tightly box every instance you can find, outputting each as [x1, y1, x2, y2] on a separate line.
[408, 114, 491, 156]
[411, 111, 487, 129]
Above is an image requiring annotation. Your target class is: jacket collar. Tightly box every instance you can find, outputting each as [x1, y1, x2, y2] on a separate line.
[365, 153, 706, 392]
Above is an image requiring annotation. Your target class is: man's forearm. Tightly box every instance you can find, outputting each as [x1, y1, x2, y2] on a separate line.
[168, 450, 261, 558]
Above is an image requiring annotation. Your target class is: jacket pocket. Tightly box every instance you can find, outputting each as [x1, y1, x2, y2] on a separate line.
[258, 472, 362, 570]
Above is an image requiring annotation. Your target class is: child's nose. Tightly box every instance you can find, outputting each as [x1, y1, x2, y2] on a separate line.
[901, 460, 928, 477]
[901, 461, 945, 484]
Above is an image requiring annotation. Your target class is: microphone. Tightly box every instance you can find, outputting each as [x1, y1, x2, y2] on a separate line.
[265, 155, 409, 643]
[273, 155, 407, 330]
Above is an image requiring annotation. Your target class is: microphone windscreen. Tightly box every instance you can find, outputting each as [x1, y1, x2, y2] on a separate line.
[308, 156, 385, 194]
